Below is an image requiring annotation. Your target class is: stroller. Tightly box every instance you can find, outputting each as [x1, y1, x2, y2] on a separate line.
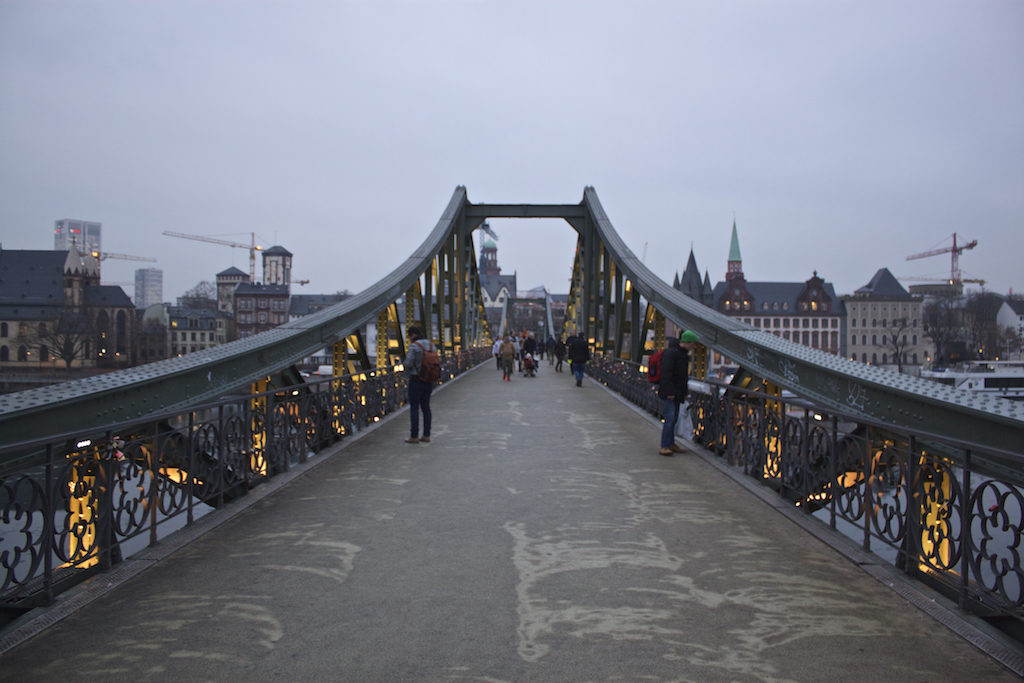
[523, 353, 537, 377]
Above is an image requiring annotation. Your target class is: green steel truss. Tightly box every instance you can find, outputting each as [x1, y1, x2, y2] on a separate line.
[1, 186, 1022, 457]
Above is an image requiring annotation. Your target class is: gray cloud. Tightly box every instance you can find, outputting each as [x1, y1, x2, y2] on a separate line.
[1, 0, 1021, 300]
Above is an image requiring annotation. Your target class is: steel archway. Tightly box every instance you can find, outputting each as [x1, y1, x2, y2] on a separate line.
[1, 186, 1022, 457]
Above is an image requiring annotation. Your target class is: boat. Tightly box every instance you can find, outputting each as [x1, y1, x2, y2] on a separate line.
[919, 360, 1024, 400]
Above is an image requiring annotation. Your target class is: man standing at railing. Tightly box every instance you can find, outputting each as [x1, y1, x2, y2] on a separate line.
[404, 325, 436, 444]
[657, 330, 698, 455]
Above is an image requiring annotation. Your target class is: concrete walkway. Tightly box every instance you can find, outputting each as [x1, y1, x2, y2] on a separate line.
[0, 361, 1019, 681]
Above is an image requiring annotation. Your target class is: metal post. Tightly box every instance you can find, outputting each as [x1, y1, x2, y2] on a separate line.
[959, 448, 972, 610]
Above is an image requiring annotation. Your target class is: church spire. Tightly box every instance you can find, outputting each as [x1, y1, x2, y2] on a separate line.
[726, 219, 744, 281]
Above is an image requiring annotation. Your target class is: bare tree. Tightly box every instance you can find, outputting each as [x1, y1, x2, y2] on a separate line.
[33, 309, 94, 369]
[882, 317, 911, 373]
[922, 292, 960, 365]
[185, 281, 217, 300]
[964, 292, 1004, 359]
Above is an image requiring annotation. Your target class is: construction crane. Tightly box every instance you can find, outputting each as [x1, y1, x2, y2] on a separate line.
[290, 279, 310, 286]
[163, 231, 263, 282]
[905, 232, 979, 291]
[90, 250, 156, 263]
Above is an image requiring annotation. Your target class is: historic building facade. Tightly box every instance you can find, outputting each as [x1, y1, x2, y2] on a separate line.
[0, 247, 136, 369]
[842, 267, 932, 370]
[709, 222, 843, 356]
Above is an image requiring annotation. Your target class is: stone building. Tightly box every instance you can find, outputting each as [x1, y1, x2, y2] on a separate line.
[0, 247, 136, 370]
[843, 268, 932, 370]
[709, 223, 843, 365]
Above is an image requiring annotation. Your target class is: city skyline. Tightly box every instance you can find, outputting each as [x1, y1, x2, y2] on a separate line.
[1, 2, 1020, 301]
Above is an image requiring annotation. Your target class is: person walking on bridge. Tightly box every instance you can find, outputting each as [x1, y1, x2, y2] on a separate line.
[499, 335, 517, 381]
[404, 326, 435, 443]
[567, 334, 590, 387]
[657, 330, 698, 455]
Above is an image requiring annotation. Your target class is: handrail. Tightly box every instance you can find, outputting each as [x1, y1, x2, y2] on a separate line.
[0, 188, 471, 450]
[580, 187, 1024, 456]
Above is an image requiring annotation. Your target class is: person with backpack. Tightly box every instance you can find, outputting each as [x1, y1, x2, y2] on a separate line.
[404, 325, 439, 444]
[656, 330, 698, 455]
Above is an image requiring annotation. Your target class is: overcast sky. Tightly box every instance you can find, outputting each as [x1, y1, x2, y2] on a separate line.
[1, 1, 1021, 304]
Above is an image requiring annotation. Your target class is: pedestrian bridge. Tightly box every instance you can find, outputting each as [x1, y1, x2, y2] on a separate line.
[0, 186, 1022, 678]
[0, 363, 1020, 680]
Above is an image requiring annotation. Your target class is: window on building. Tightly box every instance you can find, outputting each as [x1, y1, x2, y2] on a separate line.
[872, 353, 877, 363]
[258, 312, 267, 323]
[783, 319, 790, 328]
[40, 346, 48, 362]
[18, 345, 28, 361]
[802, 331, 809, 344]
[812, 319, 819, 329]
[811, 301, 818, 311]
[872, 335, 877, 345]
[913, 335, 917, 344]
[852, 318, 857, 328]
[0, 322, 6, 337]
[0, 346, 7, 361]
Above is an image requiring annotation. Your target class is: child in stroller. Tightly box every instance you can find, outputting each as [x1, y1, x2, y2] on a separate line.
[523, 352, 537, 377]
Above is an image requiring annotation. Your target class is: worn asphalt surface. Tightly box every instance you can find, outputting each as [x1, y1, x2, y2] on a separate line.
[1, 360, 1020, 681]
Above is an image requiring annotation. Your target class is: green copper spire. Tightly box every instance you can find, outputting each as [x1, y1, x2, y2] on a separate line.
[728, 220, 742, 262]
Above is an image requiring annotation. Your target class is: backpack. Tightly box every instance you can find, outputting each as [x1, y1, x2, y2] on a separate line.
[647, 349, 663, 383]
[417, 341, 441, 383]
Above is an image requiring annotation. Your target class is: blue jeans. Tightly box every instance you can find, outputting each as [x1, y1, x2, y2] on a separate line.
[408, 378, 432, 438]
[572, 362, 586, 384]
[660, 397, 680, 448]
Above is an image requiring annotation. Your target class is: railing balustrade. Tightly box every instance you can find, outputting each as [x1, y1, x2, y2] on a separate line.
[588, 355, 1024, 632]
[0, 349, 490, 624]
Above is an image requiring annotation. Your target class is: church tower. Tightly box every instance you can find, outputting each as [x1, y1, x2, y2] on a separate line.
[726, 220, 744, 282]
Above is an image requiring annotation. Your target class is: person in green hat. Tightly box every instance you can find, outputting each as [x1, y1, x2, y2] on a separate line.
[657, 330, 699, 455]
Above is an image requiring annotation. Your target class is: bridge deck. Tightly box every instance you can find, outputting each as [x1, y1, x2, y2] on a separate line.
[0, 360, 1017, 680]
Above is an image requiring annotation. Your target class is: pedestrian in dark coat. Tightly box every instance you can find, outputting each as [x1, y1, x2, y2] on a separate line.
[657, 331, 697, 455]
[568, 335, 590, 387]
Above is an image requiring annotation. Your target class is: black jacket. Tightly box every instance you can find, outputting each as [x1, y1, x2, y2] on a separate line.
[658, 339, 689, 401]
[568, 337, 590, 364]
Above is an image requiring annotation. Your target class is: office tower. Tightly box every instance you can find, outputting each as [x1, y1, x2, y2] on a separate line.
[54, 219, 102, 254]
[134, 267, 164, 308]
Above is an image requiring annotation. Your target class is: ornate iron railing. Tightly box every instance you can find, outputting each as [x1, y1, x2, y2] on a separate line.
[0, 349, 490, 623]
[588, 355, 1024, 629]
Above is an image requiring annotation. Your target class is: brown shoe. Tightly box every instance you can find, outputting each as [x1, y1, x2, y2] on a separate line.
[658, 448, 673, 456]
[405, 437, 419, 444]
[670, 444, 687, 453]
[419, 436, 430, 443]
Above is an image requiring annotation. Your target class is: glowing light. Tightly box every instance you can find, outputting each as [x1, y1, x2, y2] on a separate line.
[76, 439, 92, 448]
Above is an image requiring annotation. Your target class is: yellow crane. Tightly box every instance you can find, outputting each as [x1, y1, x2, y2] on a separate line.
[163, 231, 263, 282]
[90, 250, 156, 263]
